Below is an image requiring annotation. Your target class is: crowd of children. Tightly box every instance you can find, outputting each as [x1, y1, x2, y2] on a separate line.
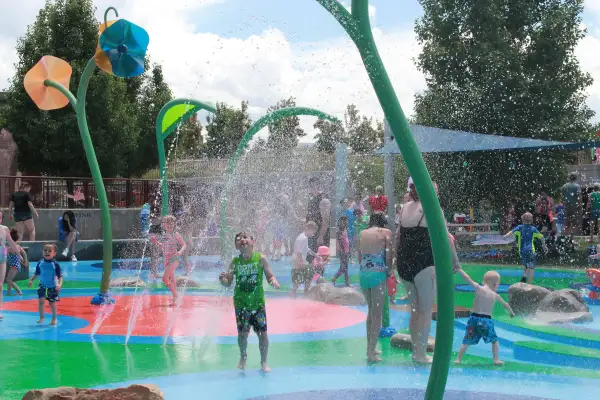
[0, 185, 557, 370]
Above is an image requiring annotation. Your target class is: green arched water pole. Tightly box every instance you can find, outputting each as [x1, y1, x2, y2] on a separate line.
[43, 7, 128, 305]
[155, 98, 216, 216]
[219, 107, 337, 259]
[316, 1, 455, 398]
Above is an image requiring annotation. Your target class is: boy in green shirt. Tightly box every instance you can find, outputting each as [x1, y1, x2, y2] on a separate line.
[219, 231, 280, 372]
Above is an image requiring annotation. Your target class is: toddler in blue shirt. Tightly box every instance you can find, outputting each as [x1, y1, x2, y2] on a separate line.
[28, 243, 63, 325]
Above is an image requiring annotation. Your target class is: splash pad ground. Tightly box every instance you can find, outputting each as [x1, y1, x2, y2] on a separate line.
[1, 258, 598, 399]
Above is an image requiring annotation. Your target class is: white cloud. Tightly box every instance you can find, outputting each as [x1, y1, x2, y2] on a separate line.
[1, 0, 600, 146]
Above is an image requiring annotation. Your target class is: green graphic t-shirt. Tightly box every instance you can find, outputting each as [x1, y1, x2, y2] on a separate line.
[233, 251, 265, 310]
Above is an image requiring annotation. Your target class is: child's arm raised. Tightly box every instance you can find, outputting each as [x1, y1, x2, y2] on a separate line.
[503, 230, 515, 240]
[496, 294, 515, 317]
[261, 255, 280, 289]
[457, 267, 481, 291]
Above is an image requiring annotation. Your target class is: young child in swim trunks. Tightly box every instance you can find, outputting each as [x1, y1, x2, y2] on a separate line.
[219, 231, 280, 372]
[28, 243, 63, 325]
[454, 267, 515, 366]
[291, 221, 318, 297]
[6, 228, 27, 295]
[150, 215, 187, 306]
[503, 212, 548, 284]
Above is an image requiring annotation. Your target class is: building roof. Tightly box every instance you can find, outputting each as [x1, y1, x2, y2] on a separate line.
[376, 124, 600, 154]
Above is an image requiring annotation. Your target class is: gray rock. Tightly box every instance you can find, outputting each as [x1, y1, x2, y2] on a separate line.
[175, 276, 200, 288]
[508, 283, 551, 315]
[110, 277, 147, 288]
[22, 384, 164, 399]
[390, 333, 435, 352]
[530, 311, 593, 325]
[306, 282, 365, 306]
[537, 289, 589, 314]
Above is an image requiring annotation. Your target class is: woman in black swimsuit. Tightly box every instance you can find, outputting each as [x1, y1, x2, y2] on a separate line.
[396, 182, 459, 363]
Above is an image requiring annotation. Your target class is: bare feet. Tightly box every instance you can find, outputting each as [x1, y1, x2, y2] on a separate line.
[237, 357, 247, 370]
[413, 354, 433, 364]
[493, 360, 504, 366]
[454, 359, 462, 365]
[50, 318, 57, 326]
[367, 355, 382, 363]
[367, 349, 382, 356]
[261, 362, 271, 372]
[37, 318, 44, 324]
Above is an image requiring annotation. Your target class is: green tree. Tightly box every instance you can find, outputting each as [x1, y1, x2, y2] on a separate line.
[314, 118, 344, 153]
[343, 104, 384, 154]
[413, 0, 594, 207]
[204, 101, 252, 158]
[266, 97, 305, 150]
[1, 0, 145, 177]
[314, 104, 383, 154]
[174, 113, 205, 159]
[132, 64, 173, 174]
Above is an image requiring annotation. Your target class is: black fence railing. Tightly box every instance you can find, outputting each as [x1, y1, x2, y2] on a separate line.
[0, 176, 161, 208]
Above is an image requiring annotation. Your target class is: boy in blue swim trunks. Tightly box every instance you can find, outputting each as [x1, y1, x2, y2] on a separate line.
[503, 212, 547, 284]
[454, 267, 515, 365]
[28, 243, 63, 325]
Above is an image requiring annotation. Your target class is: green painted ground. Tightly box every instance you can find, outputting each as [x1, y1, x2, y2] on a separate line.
[515, 341, 600, 358]
[0, 262, 596, 399]
[3, 336, 600, 400]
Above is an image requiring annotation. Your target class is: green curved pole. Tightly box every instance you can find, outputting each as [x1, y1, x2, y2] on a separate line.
[45, 57, 114, 297]
[219, 107, 337, 258]
[316, 1, 454, 398]
[155, 98, 216, 216]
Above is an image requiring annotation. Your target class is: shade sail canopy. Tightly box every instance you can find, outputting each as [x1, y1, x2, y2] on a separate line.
[376, 124, 600, 154]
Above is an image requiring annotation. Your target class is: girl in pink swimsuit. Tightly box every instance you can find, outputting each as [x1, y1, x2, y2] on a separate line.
[151, 215, 187, 305]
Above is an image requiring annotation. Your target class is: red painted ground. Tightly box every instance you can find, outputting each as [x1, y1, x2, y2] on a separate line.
[4, 295, 366, 337]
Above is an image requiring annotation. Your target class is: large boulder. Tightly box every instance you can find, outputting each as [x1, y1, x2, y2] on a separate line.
[23, 384, 163, 399]
[508, 283, 551, 315]
[307, 283, 365, 306]
[110, 277, 147, 288]
[537, 289, 589, 314]
[176, 276, 200, 288]
[390, 333, 435, 352]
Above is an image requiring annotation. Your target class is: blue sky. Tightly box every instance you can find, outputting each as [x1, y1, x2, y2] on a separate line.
[186, 0, 420, 41]
[192, 0, 596, 42]
[1, 0, 600, 135]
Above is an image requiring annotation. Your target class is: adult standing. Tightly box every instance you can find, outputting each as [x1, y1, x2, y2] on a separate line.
[306, 177, 331, 264]
[396, 181, 459, 364]
[9, 182, 38, 241]
[561, 173, 581, 238]
[358, 212, 393, 362]
[368, 185, 388, 214]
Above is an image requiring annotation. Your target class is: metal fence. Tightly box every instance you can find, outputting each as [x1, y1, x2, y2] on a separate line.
[0, 176, 160, 208]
